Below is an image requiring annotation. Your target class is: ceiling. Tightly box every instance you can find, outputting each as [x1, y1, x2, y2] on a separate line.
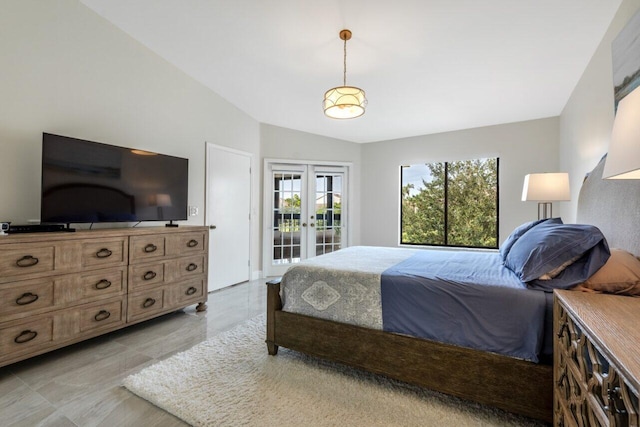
[81, 0, 622, 143]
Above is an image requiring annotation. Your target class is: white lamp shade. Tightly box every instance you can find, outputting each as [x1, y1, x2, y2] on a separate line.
[603, 86, 640, 179]
[323, 86, 367, 119]
[522, 173, 570, 201]
[156, 194, 172, 207]
[147, 193, 172, 207]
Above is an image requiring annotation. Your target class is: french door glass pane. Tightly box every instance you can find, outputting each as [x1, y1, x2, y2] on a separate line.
[315, 174, 342, 256]
[272, 172, 302, 265]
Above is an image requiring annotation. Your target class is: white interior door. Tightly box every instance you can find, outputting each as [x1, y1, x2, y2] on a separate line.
[264, 162, 347, 277]
[206, 144, 251, 290]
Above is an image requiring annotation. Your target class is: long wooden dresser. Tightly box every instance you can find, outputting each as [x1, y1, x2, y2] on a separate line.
[0, 226, 208, 368]
[554, 290, 640, 426]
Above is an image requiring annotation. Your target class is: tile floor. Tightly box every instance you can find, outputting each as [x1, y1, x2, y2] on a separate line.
[1, 279, 268, 427]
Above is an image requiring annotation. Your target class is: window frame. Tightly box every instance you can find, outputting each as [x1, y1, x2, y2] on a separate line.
[399, 158, 500, 249]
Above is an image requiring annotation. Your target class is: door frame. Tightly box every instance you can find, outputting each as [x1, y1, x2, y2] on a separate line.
[205, 143, 253, 288]
[262, 158, 352, 277]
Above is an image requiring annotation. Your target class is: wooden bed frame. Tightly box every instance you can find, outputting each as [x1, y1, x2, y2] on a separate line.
[265, 155, 640, 424]
[266, 279, 553, 422]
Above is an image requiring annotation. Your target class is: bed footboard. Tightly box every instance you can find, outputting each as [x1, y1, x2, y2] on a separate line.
[265, 278, 553, 422]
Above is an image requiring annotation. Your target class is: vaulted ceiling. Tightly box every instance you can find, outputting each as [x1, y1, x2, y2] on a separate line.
[82, 0, 622, 143]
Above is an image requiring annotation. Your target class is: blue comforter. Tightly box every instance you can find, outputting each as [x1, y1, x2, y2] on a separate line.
[381, 250, 550, 362]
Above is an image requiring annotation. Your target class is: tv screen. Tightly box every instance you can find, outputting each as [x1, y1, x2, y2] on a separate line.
[41, 133, 188, 224]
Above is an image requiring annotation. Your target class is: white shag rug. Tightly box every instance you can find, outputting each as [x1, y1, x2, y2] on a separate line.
[123, 316, 545, 427]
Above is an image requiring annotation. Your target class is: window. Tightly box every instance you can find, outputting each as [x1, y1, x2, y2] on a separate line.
[400, 158, 499, 248]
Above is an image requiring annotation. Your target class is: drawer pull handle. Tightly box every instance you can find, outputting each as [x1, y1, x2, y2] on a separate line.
[14, 330, 38, 344]
[94, 310, 111, 322]
[143, 271, 157, 281]
[557, 322, 569, 338]
[186, 263, 198, 272]
[144, 243, 158, 253]
[556, 372, 567, 387]
[187, 239, 199, 248]
[606, 386, 625, 415]
[143, 298, 156, 308]
[95, 279, 112, 290]
[16, 292, 39, 305]
[96, 248, 113, 258]
[186, 286, 197, 295]
[16, 255, 39, 268]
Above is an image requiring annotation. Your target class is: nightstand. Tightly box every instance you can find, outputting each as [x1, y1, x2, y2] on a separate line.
[554, 290, 640, 426]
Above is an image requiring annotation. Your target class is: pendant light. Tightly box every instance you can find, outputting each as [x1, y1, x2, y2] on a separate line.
[323, 29, 367, 119]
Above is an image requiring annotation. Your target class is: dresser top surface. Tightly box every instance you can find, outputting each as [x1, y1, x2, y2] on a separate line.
[555, 290, 640, 392]
[0, 226, 208, 245]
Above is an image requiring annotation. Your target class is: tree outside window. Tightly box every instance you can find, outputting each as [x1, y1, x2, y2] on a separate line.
[401, 158, 498, 249]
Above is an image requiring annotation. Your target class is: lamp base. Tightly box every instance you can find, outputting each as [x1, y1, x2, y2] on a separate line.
[537, 202, 553, 220]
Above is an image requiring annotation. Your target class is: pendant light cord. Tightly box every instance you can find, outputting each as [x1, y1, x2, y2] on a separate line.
[343, 37, 347, 86]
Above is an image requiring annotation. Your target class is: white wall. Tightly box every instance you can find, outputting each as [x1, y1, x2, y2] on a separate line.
[260, 124, 362, 246]
[0, 1, 262, 274]
[559, 0, 640, 222]
[4, 0, 636, 274]
[360, 117, 560, 247]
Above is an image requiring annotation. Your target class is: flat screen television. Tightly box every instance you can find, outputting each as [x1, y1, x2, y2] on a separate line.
[41, 133, 188, 225]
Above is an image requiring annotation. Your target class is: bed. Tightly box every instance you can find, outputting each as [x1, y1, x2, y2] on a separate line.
[265, 155, 640, 423]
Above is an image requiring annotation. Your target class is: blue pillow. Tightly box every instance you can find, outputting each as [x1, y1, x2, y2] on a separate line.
[504, 222, 610, 291]
[527, 242, 611, 291]
[499, 217, 562, 261]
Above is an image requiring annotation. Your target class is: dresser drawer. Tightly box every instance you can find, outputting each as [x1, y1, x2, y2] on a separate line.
[165, 255, 206, 282]
[55, 267, 127, 305]
[0, 317, 54, 360]
[81, 238, 127, 268]
[167, 278, 205, 307]
[128, 289, 166, 322]
[129, 262, 165, 290]
[166, 231, 206, 256]
[0, 278, 55, 319]
[0, 244, 55, 278]
[79, 299, 125, 333]
[129, 235, 166, 263]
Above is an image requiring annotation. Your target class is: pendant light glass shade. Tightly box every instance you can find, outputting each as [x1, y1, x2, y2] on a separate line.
[323, 29, 367, 119]
[323, 86, 367, 119]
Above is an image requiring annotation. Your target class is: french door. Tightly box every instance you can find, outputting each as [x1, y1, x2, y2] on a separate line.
[264, 162, 348, 277]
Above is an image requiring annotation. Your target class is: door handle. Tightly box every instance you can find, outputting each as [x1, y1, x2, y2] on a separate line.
[209, 225, 217, 230]
[302, 223, 307, 227]
[310, 223, 315, 227]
